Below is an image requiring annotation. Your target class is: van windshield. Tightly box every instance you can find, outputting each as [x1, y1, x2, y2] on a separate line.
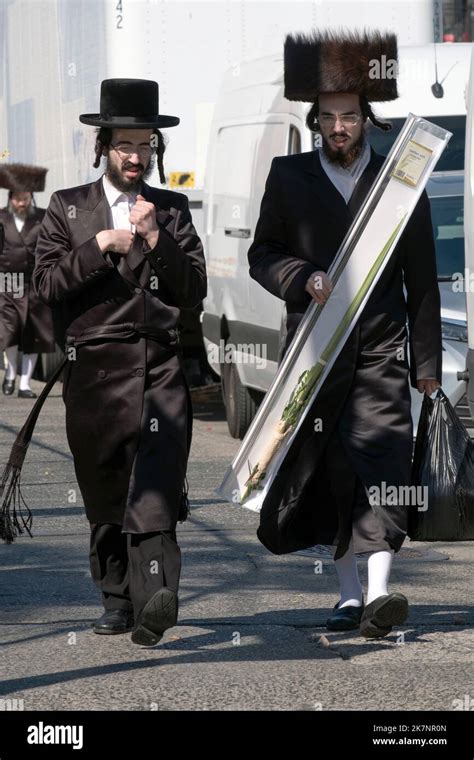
[430, 194, 464, 278]
[366, 116, 466, 171]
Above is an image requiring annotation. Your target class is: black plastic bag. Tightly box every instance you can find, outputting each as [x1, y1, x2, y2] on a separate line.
[409, 388, 474, 541]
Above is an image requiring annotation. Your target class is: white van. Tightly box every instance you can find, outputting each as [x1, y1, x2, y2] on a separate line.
[202, 43, 473, 438]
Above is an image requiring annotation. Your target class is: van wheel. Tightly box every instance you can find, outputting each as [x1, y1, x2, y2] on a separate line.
[221, 360, 258, 439]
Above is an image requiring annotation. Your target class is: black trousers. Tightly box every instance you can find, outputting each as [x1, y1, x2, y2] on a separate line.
[89, 523, 181, 620]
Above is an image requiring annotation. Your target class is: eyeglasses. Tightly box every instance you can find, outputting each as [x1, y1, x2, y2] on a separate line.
[318, 113, 362, 127]
[110, 143, 153, 158]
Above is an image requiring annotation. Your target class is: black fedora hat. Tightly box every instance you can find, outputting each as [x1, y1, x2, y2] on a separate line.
[79, 78, 180, 128]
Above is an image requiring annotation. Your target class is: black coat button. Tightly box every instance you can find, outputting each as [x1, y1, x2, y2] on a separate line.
[98, 370, 106, 378]
[135, 368, 144, 377]
[134, 287, 142, 294]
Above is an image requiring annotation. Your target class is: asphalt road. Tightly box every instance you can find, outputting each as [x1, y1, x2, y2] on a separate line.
[0, 379, 473, 711]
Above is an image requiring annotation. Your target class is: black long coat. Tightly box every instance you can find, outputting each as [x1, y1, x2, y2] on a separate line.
[33, 177, 206, 531]
[247, 148, 442, 556]
[0, 208, 55, 353]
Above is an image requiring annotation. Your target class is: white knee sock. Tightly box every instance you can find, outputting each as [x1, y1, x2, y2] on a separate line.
[4, 346, 18, 381]
[334, 539, 363, 608]
[367, 549, 394, 605]
[19, 353, 38, 391]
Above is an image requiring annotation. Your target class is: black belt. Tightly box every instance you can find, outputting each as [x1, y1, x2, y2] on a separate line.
[65, 322, 179, 348]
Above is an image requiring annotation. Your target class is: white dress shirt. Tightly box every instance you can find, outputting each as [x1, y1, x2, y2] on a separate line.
[102, 174, 137, 232]
[13, 214, 25, 233]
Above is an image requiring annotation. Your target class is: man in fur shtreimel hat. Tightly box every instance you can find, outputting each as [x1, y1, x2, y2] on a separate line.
[0, 163, 56, 398]
[248, 30, 441, 639]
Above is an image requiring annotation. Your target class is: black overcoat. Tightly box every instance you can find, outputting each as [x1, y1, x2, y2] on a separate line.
[33, 177, 206, 531]
[0, 208, 55, 353]
[247, 148, 442, 555]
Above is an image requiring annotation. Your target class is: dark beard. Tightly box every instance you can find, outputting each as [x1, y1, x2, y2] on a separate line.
[105, 155, 155, 193]
[321, 131, 365, 168]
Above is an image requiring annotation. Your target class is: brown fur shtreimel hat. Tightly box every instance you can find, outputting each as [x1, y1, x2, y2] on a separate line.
[284, 29, 399, 103]
[0, 163, 48, 192]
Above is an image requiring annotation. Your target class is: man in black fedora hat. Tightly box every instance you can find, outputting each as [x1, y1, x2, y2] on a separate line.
[0, 164, 56, 398]
[248, 31, 441, 638]
[19, 78, 207, 646]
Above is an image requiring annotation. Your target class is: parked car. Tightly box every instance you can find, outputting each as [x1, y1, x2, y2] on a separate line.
[413, 171, 469, 430]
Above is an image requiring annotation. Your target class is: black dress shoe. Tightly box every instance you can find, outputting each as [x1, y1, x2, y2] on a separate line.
[131, 587, 178, 647]
[2, 377, 15, 395]
[18, 389, 37, 399]
[360, 593, 409, 639]
[92, 609, 134, 635]
[326, 599, 364, 631]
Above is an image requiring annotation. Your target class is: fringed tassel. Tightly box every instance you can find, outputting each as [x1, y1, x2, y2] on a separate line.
[178, 476, 190, 522]
[0, 356, 68, 543]
[0, 441, 33, 543]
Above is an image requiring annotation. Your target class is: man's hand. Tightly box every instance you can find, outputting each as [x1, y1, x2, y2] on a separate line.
[417, 378, 441, 395]
[96, 229, 134, 255]
[130, 194, 160, 249]
[305, 270, 334, 305]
